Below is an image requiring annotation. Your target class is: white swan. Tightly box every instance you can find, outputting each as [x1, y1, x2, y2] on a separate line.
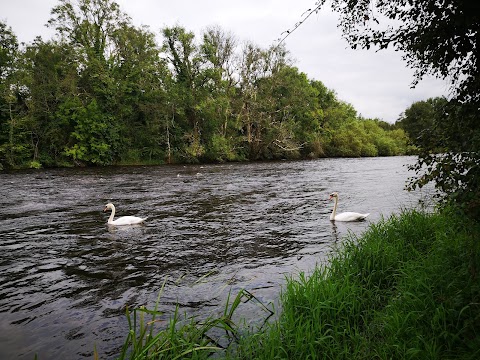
[103, 203, 147, 226]
[329, 192, 369, 222]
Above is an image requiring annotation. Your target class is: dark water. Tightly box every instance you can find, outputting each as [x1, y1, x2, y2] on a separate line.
[0, 157, 432, 359]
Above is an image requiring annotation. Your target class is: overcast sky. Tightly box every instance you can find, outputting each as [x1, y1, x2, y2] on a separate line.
[1, 0, 450, 123]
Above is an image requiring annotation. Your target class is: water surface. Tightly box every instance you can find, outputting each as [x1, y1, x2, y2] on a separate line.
[0, 157, 431, 359]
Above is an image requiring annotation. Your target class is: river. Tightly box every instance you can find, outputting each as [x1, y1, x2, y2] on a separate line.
[0, 156, 432, 359]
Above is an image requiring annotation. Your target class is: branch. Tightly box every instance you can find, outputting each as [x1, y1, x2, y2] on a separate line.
[276, 2, 325, 47]
[274, 139, 305, 151]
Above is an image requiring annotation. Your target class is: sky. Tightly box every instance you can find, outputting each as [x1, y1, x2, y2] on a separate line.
[1, 0, 450, 123]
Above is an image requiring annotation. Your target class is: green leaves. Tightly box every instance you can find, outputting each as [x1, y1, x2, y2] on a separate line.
[48, 0, 130, 62]
[0, 21, 18, 80]
[329, 0, 480, 103]
[401, 99, 480, 218]
[60, 98, 114, 165]
[325, 0, 480, 217]
[1, 1, 412, 170]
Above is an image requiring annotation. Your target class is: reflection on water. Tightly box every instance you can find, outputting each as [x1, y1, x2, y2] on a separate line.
[330, 222, 340, 243]
[0, 157, 432, 359]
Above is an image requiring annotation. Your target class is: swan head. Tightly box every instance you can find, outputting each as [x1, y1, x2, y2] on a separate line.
[103, 203, 114, 212]
[329, 192, 339, 200]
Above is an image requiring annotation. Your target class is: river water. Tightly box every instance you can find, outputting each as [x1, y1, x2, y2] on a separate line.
[0, 156, 432, 359]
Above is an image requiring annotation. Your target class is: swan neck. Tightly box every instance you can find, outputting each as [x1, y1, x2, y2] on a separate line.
[331, 196, 338, 220]
[108, 205, 115, 224]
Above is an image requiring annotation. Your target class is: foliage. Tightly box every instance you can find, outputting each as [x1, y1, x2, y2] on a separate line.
[21, 38, 80, 165]
[0, 1, 410, 170]
[396, 97, 448, 148]
[319, 0, 479, 103]
[47, 0, 130, 63]
[305, 0, 480, 216]
[404, 100, 480, 217]
[115, 280, 273, 360]
[0, 21, 18, 80]
[61, 98, 115, 165]
[327, 118, 409, 157]
[0, 21, 20, 167]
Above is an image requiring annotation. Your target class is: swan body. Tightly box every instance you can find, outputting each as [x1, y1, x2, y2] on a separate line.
[103, 203, 147, 226]
[329, 192, 369, 222]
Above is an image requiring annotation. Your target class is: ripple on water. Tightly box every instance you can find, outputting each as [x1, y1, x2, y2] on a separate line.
[0, 157, 432, 359]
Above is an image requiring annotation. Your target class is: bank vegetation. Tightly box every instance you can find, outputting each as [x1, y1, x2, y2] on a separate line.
[0, 1, 410, 170]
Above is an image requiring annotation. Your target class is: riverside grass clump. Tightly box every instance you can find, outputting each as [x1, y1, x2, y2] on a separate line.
[231, 209, 480, 359]
[111, 209, 480, 359]
[109, 284, 273, 360]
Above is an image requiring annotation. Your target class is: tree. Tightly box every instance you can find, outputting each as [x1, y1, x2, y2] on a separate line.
[47, 0, 132, 113]
[406, 100, 480, 216]
[23, 38, 80, 165]
[62, 97, 114, 164]
[47, 0, 133, 164]
[0, 21, 19, 168]
[48, 0, 130, 63]
[257, 66, 321, 159]
[162, 26, 206, 161]
[236, 42, 295, 159]
[296, 0, 479, 103]
[396, 97, 447, 148]
[198, 26, 239, 162]
[0, 21, 31, 168]
[110, 23, 168, 163]
[0, 2, 431, 169]
[0, 22, 18, 80]
[301, 0, 480, 216]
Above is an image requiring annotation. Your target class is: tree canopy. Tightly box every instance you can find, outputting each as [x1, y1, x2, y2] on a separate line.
[309, 0, 479, 216]
[295, 0, 479, 103]
[0, 0, 410, 171]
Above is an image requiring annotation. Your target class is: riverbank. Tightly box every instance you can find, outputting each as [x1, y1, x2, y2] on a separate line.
[117, 208, 480, 359]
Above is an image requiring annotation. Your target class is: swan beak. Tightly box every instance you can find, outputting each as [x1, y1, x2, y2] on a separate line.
[103, 207, 108, 212]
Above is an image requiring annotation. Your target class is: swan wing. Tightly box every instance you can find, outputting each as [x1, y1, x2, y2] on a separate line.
[333, 212, 369, 222]
[110, 216, 147, 226]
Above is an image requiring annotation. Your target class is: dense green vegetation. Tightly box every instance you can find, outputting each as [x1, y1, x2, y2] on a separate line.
[104, 1, 480, 358]
[0, 0, 410, 170]
[232, 209, 480, 359]
[318, 0, 480, 217]
[113, 209, 480, 359]
[3, 0, 477, 358]
[397, 96, 480, 218]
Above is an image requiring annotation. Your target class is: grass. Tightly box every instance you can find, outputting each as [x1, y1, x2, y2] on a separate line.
[110, 283, 273, 360]
[112, 208, 480, 359]
[232, 208, 480, 359]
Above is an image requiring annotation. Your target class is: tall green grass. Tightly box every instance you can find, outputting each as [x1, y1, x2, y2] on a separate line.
[232, 209, 480, 359]
[113, 285, 273, 360]
[113, 209, 480, 359]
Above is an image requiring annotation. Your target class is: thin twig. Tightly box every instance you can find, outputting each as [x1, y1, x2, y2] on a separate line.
[276, 3, 324, 47]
